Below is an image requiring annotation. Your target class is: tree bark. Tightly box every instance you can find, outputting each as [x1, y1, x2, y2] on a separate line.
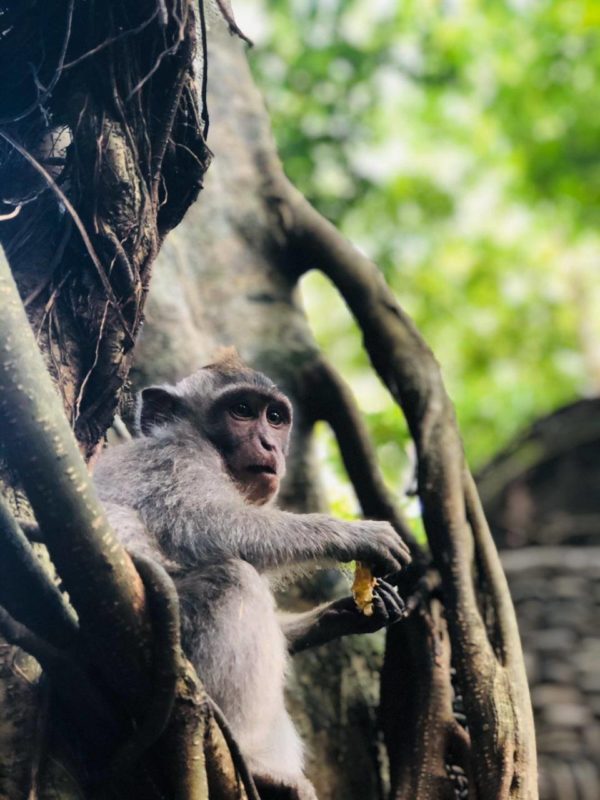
[0, 0, 210, 457]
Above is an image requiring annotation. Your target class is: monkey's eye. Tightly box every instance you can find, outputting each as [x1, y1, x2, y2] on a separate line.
[230, 402, 253, 419]
[266, 407, 284, 426]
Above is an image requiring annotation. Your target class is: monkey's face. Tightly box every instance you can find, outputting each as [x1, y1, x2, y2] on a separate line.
[137, 362, 293, 505]
[213, 388, 292, 505]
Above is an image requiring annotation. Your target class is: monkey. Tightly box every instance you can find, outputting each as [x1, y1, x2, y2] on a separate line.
[93, 350, 410, 799]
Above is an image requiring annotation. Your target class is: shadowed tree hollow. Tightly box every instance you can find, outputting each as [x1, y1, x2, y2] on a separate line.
[0, 2, 537, 799]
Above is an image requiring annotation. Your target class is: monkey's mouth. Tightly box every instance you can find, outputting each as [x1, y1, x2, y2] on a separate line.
[247, 464, 277, 476]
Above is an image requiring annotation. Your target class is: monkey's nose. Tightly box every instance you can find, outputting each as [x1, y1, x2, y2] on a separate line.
[259, 435, 275, 451]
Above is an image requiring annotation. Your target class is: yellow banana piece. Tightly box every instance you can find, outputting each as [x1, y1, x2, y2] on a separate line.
[352, 562, 377, 616]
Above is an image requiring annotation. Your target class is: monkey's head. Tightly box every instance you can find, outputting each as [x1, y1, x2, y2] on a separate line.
[137, 349, 293, 504]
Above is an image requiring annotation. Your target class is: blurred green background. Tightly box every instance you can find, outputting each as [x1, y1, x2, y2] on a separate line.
[235, 0, 600, 510]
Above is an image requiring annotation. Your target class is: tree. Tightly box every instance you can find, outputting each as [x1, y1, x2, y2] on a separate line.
[0, 2, 537, 798]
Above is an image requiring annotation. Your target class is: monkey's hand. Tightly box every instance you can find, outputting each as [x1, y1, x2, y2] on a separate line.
[337, 519, 411, 576]
[329, 580, 407, 633]
[285, 580, 407, 654]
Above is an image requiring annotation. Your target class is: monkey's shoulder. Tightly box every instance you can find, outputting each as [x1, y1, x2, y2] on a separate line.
[95, 436, 227, 503]
[96, 435, 217, 472]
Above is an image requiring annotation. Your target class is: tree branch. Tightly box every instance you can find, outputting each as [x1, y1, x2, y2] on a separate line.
[207, 698, 261, 800]
[0, 245, 150, 705]
[382, 599, 469, 799]
[204, 709, 249, 800]
[284, 186, 537, 799]
[304, 356, 427, 568]
[108, 555, 181, 778]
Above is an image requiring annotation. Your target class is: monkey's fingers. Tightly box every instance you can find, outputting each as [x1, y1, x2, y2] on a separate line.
[380, 532, 412, 569]
[384, 538, 412, 572]
[368, 589, 404, 628]
[374, 580, 407, 622]
[355, 544, 400, 577]
[394, 534, 412, 565]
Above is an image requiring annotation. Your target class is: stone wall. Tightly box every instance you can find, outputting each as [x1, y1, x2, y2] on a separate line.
[501, 548, 600, 800]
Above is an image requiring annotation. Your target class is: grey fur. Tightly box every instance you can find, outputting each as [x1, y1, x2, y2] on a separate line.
[94, 367, 409, 794]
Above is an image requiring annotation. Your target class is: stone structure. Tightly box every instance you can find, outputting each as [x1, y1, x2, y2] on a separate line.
[479, 399, 600, 800]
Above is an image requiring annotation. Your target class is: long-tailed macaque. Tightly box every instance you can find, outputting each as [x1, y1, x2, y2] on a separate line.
[94, 350, 410, 799]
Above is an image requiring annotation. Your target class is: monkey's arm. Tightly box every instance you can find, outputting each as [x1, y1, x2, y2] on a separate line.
[279, 580, 406, 654]
[172, 500, 411, 576]
[94, 444, 410, 574]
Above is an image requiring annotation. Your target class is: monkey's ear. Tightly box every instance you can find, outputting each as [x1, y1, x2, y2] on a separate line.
[137, 387, 184, 436]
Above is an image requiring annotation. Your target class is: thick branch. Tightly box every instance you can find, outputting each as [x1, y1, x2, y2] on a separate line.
[381, 599, 470, 799]
[285, 187, 537, 798]
[304, 357, 427, 567]
[204, 711, 249, 800]
[156, 663, 211, 800]
[0, 245, 150, 703]
[207, 699, 260, 800]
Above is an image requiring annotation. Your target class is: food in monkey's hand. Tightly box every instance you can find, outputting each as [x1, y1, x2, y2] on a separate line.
[352, 561, 377, 616]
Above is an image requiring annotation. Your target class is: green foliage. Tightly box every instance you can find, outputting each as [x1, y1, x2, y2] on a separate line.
[240, 0, 600, 484]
